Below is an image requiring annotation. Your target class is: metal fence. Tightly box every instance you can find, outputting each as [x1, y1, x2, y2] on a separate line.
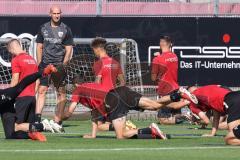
[1, 0, 240, 16]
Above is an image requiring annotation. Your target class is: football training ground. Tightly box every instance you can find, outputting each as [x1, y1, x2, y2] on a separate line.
[0, 120, 239, 160]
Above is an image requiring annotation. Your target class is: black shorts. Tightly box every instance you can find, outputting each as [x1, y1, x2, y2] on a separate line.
[104, 86, 142, 121]
[15, 96, 36, 124]
[224, 91, 240, 123]
[157, 107, 181, 118]
[91, 109, 108, 122]
[38, 62, 66, 87]
[0, 100, 16, 139]
[0, 100, 30, 139]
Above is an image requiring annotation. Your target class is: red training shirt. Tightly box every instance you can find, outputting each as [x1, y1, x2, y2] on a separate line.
[151, 52, 179, 96]
[11, 53, 38, 97]
[189, 85, 231, 115]
[71, 83, 109, 116]
[93, 56, 123, 90]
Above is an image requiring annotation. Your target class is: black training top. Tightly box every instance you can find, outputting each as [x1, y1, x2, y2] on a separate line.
[36, 21, 73, 65]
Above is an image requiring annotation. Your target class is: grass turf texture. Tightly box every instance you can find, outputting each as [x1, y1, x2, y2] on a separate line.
[0, 120, 239, 160]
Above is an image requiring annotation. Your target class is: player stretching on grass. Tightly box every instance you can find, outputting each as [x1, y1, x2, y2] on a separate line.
[61, 75, 197, 139]
[187, 85, 240, 145]
[7, 39, 55, 138]
[0, 63, 57, 141]
[151, 36, 192, 124]
[36, 6, 73, 133]
[83, 37, 128, 138]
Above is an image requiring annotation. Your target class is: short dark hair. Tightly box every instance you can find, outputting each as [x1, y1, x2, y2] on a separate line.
[159, 35, 172, 44]
[7, 38, 21, 49]
[91, 37, 107, 49]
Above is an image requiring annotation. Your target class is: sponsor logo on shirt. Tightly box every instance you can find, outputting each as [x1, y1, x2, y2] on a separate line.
[43, 30, 48, 37]
[165, 57, 178, 62]
[149, 46, 240, 59]
[44, 37, 62, 44]
[103, 64, 118, 69]
[23, 59, 36, 65]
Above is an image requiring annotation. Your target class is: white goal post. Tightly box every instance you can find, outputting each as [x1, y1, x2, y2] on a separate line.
[0, 37, 145, 113]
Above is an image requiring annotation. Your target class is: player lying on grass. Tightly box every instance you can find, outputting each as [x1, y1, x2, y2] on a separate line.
[157, 107, 188, 125]
[61, 76, 196, 139]
[187, 85, 240, 145]
[0, 64, 56, 141]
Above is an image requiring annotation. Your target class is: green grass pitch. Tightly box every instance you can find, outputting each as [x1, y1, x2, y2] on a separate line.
[0, 120, 239, 160]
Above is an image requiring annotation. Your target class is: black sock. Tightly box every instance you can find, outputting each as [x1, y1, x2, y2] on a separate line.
[29, 123, 44, 132]
[35, 114, 42, 123]
[57, 121, 62, 125]
[137, 128, 155, 139]
[109, 124, 115, 131]
[138, 128, 152, 134]
[170, 91, 181, 102]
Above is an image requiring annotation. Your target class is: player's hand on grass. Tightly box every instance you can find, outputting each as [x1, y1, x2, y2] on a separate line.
[83, 134, 96, 139]
[202, 133, 215, 137]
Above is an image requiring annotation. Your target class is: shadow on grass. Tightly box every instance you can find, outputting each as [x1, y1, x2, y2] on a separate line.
[60, 135, 115, 139]
[62, 124, 79, 128]
[187, 127, 212, 130]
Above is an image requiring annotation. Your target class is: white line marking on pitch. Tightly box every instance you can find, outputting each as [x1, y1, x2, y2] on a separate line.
[0, 146, 239, 152]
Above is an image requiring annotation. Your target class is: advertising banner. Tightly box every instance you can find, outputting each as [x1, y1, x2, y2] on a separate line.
[0, 17, 240, 86]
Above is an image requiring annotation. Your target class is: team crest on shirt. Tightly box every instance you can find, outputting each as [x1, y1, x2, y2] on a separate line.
[43, 30, 48, 36]
[58, 32, 64, 37]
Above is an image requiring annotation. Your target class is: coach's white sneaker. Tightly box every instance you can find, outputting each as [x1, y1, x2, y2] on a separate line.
[49, 120, 65, 133]
[150, 123, 167, 140]
[42, 119, 55, 133]
[179, 87, 198, 104]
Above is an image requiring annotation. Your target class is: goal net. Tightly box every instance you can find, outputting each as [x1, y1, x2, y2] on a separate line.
[63, 38, 143, 113]
[0, 38, 144, 114]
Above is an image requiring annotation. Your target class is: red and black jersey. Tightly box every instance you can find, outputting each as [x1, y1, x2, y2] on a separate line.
[93, 56, 123, 90]
[11, 53, 38, 97]
[71, 83, 109, 116]
[151, 52, 179, 96]
[189, 85, 231, 115]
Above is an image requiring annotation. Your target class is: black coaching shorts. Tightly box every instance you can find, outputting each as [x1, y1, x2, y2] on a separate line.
[224, 91, 240, 123]
[38, 62, 66, 88]
[15, 96, 36, 124]
[104, 86, 142, 121]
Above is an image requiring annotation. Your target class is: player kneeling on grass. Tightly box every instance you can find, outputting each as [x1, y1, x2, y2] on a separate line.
[67, 76, 137, 139]
[61, 76, 196, 139]
[187, 85, 240, 145]
[0, 64, 57, 141]
[82, 109, 137, 139]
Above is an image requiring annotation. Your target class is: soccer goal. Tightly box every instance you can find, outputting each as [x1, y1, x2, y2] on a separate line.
[0, 37, 144, 114]
[64, 38, 143, 113]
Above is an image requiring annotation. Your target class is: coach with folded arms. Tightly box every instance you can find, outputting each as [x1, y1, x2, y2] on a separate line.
[35, 6, 73, 133]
